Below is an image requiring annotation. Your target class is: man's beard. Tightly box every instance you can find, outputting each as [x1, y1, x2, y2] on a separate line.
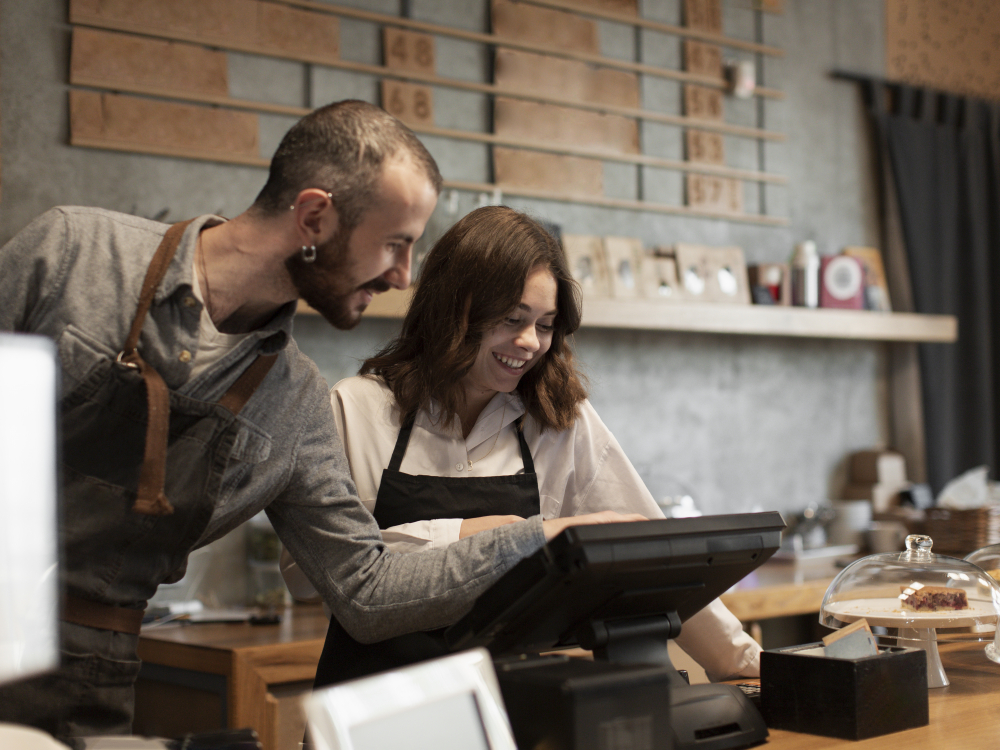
[285, 228, 389, 330]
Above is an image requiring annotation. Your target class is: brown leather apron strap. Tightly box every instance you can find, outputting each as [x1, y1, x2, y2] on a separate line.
[218, 353, 278, 414]
[119, 220, 277, 517]
[62, 594, 144, 635]
[119, 220, 195, 517]
[122, 221, 194, 356]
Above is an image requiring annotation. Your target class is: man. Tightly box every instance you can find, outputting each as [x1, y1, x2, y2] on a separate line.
[0, 100, 636, 747]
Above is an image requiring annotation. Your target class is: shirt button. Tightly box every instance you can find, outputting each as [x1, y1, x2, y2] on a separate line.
[182, 296, 198, 308]
[178, 350, 192, 363]
[455, 462, 464, 472]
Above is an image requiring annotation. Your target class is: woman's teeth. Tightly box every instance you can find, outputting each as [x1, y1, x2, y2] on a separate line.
[495, 354, 526, 369]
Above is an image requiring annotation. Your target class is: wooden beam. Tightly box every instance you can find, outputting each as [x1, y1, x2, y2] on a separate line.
[444, 179, 789, 226]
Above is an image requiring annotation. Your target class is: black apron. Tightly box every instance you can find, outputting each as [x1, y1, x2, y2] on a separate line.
[312, 411, 541, 688]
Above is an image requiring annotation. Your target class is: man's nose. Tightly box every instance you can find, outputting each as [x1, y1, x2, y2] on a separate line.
[386, 246, 412, 290]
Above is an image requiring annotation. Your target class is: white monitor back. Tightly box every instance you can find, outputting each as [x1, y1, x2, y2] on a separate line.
[0, 333, 59, 684]
[304, 648, 516, 750]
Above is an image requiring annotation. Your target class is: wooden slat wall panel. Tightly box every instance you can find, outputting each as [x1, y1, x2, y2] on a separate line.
[70, 90, 261, 164]
[493, 147, 603, 197]
[491, 0, 638, 208]
[494, 49, 639, 109]
[494, 98, 639, 155]
[71, 28, 229, 98]
[491, 0, 598, 54]
[257, 2, 338, 62]
[72, 0, 256, 44]
[65, 0, 787, 224]
[70, 0, 339, 64]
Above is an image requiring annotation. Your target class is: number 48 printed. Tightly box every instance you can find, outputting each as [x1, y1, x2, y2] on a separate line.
[381, 29, 436, 127]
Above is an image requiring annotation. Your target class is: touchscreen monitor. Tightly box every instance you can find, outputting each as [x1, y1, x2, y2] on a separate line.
[445, 512, 784, 657]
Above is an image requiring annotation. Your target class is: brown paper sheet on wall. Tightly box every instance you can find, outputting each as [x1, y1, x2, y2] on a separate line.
[69, 0, 339, 63]
[70, 90, 260, 161]
[491, 0, 599, 54]
[685, 130, 725, 165]
[493, 147, 603, 198]
[886, 0, 1000, 100]
[256, 2, 338, 62]
[494, 98, 639, 155]
[494, 49, 639, 109]
[683, 40, 723, 78]
[71, 28, 229, 97]
[381, 80, 434, 127]
[383, 28, 435, 74]
[684, 0, 722, 33]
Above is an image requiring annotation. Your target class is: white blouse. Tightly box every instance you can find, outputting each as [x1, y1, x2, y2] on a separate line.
[331, 375, 664, 550]
[283, 375, 761, 681]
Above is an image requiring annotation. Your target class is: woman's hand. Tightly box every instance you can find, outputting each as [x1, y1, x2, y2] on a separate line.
[459, 515, 526, 539]
[541, 510, 648, 541]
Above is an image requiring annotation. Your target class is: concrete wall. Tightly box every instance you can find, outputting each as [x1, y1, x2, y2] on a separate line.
[1, 1, 889, 599]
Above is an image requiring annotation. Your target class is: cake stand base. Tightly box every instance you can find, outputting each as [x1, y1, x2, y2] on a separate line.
[897, 628, 948, 687]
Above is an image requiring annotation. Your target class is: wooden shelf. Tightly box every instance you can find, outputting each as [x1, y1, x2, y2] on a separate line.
[301, 290, 957, 343]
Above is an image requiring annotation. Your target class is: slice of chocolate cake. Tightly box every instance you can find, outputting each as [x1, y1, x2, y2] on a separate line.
[900, 585, 968, 611]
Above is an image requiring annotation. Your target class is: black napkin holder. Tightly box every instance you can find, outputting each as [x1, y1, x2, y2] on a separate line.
[760, 643, 928, 740]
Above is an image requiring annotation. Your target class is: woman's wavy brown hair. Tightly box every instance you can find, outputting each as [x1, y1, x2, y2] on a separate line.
[360, 205, 588, 431]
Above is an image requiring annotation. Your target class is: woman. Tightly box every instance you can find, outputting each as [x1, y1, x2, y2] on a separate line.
[286, 206, 760, 686]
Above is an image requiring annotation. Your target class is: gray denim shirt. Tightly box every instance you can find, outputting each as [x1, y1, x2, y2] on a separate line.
[0, 206, 546, 641]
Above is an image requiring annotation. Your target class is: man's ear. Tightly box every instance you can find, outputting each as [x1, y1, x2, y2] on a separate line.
[290, 188, 339, 245]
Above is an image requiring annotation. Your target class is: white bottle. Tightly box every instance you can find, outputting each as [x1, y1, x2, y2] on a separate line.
[791, 241, 820, 308]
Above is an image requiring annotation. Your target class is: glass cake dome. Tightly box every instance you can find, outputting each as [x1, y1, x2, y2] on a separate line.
[820, 534, 1000, 687]
[965, 543, 1000, 583]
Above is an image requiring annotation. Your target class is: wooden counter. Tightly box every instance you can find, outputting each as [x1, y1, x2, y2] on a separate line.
[134, 605, 328, 750]
[132, 605, 1000, 750]
[721, 558, 842, 622]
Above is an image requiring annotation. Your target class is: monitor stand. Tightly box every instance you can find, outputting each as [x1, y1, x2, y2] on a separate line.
[579, 613, 768, 750]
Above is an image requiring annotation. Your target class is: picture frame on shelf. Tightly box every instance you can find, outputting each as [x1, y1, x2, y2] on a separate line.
[602, 236, 644, 299]
[674, 243, 751, 304]
[641, 256, 683, 300]
[842, 246, 892, 312]
[562, 234, 610, 298]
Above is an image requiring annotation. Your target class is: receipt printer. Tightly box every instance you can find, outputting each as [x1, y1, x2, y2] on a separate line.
[494, 655, 672, 750]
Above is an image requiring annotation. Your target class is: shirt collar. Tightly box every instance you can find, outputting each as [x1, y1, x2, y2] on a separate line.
[420, 391, 527, 445]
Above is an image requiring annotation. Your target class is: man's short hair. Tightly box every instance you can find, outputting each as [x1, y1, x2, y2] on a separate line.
[252, 100, 443, 232]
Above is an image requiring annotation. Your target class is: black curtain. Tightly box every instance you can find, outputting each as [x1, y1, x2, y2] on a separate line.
[865, 81, 1000, 493]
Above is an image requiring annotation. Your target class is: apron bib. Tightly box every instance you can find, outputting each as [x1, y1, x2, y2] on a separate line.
[313, 410, 541, 687]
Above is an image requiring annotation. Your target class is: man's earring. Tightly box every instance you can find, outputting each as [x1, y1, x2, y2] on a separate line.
[301, 245, 317, 263]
